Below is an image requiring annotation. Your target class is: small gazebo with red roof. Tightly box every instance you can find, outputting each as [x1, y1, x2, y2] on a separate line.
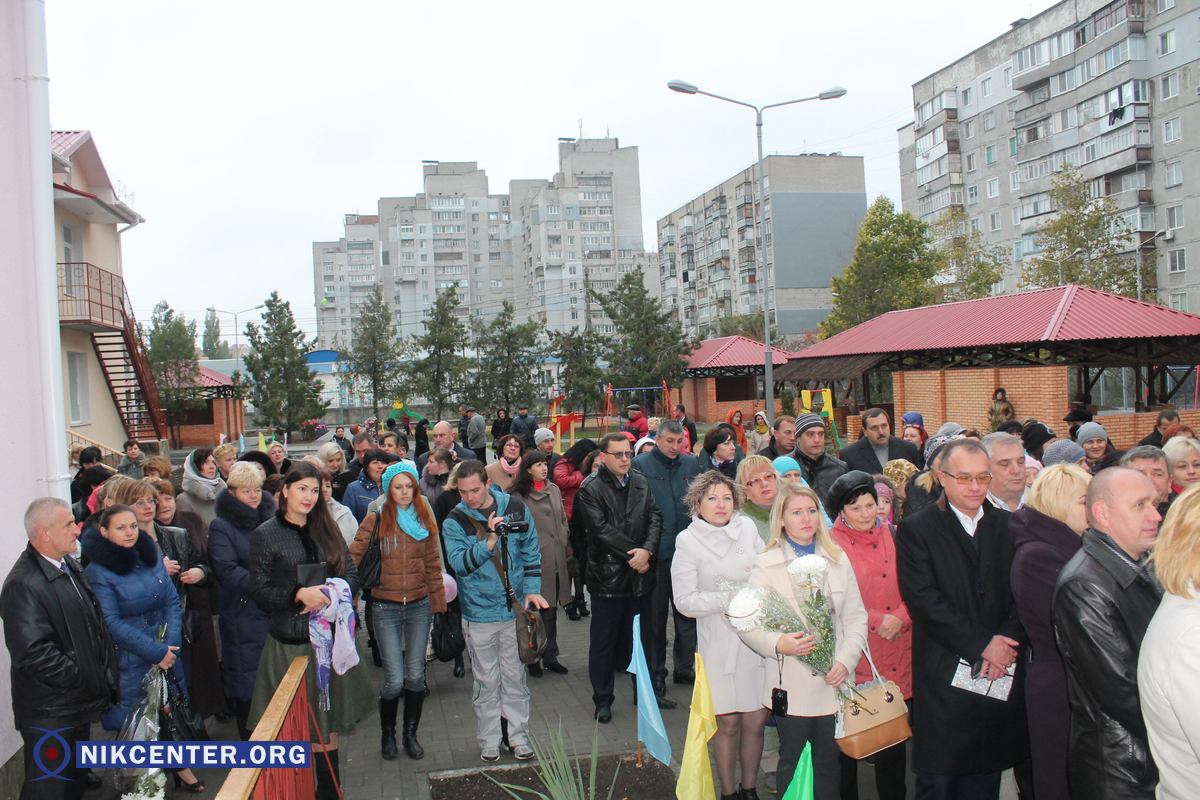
[680, 336, 794, 423]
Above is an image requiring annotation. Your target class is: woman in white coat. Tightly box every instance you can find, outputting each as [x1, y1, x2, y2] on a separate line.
[673, 470, 768, 800]
[1139, 485, 1200, 800]
[737, 482, 867, 800]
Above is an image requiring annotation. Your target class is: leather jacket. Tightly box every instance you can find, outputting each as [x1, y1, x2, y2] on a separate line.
[154, 521, 211, 645]
[793, 449, 847, 507]
[575, 467, 662, 598]
[1052, 530, 1162, 799]
[0, 545, 119, 727]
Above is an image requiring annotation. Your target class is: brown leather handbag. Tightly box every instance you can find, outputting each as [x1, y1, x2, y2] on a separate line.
[834, 647, 912, 759]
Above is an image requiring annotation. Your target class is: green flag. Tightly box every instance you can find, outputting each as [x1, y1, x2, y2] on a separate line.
[780, 741, 814, 800]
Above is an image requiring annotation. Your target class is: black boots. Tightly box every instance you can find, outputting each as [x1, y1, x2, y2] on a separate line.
[314, 748, 340, 800]
[402, 689, 425, 759]
[379, 697, 399, 760]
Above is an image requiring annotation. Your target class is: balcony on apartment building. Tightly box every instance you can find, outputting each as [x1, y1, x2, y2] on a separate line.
[1011, 1, 1145, 93]
[58, 262, 126, 331]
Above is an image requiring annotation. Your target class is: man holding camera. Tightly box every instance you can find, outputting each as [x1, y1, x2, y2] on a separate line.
[442, 460, 549, 763]
[575, 433, 662, 724]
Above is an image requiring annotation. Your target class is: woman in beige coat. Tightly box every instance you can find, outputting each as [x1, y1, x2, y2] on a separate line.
[485, 434, 523, 493]
[512, 449, 571, 677]
[737, 482, 868, 800]
[673, 470, 768, 800]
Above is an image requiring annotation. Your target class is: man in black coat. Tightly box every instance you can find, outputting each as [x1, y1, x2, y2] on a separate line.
[1052, 468, 1163, 800]
[1, 497, 118, 800]
[575, 433, 662, 724]
[673, 404, 698, 454]
[1137, 409, 1180, 448]
[755, 414, 796, 460]
[415, 421, 474, 474]
[791, 412, 846, 506]
[841, 408, 922, 474]
[898, 439, 1028, 799]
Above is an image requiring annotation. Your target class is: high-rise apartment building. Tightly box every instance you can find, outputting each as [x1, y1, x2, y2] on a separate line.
[657, 155, 866, 338]
[313, 213, 381, 349]
[899, 0, 1200, 311]
[509, 138, 645, 335]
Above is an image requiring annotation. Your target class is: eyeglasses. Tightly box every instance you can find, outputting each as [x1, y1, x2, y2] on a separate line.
[745, 474, 778, 489]
[940, 471, 993, 487]
[605, 451, 633, 460]
[132, 497, 157, 507]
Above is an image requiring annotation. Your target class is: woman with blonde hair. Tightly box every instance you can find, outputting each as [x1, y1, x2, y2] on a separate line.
[316, 442, 347, 476]
[213, 443, 239, 480]
[738, 482, 868, 799]
[1008, 463, 1091, 800]
[1139, 486, 1200, 799]
[1163, 436, 1200, 492]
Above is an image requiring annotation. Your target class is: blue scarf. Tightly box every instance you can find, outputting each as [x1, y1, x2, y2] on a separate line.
[395, 503, 430, 541]
[786, 538, 816, 558]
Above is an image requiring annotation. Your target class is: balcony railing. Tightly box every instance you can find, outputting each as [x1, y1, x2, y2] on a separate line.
[58, 262, 124, 329]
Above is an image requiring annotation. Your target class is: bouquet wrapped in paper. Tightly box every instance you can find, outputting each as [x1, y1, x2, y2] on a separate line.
[114, 665, 167, 800]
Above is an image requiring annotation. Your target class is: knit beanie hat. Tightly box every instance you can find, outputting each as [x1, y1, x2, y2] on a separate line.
[794, 413, 824, 436]
[1075, 421, 1108, 445]
[534, 428, 555, 446]
[934, 421, 965, 438]
[924, 434, 952, 464]
[772, 456, 802, 476]
[1021, 422, 1055, 453]
[381, 461, 419, 500]
[901, 411, 925, 427]
[1042, 439, 1085, 466]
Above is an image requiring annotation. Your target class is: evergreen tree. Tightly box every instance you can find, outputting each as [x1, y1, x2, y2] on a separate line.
[707, 312, 777, 342]
[467, 301, 543, 413]
[1024, 164, 1140, 296]
[339, 284, 404, 422]
[146, 301, 202, 447]
[201, 308, 232, 359]
[592, 267, 692, 388]
[241, 291, 328, 434]
[821, 196, 941, 337]
[403, 286, 468, 421]
[549, 327, 606, 419]
[929, 207, 1005, 303]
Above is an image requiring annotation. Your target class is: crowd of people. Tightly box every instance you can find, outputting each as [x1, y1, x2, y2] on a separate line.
[4, 398, 1200, 800]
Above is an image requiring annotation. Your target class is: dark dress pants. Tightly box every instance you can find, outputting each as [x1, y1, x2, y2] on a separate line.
[588, 593, 652, 708]
[840, 741, 907, 800]
[648, 561, 695, 688]
[20, 721, 90, 800]
[914, 771, 1000, 800]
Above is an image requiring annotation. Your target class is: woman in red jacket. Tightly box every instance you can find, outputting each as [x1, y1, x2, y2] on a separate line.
[827, 471, 912, 800]
[551, 439, 598, 620]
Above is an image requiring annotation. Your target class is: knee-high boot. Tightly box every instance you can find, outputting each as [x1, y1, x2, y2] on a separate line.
[379, 696, 399, 760]
[402, 689, 425, 759]
[314, 748, 340, 800]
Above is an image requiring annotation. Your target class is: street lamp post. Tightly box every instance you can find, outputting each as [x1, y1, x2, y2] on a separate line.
[667, 80, 846, 423]
[1052, 247, 1086, 285]
[211, 304, 264, 378]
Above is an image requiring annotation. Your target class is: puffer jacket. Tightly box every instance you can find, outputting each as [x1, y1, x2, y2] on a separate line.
[209, 489, 276, 700]
[250, 510, 359, 644]
[350, 499, 447, 611]
[81, 527, 183, 731]
[632, 447, 703, 564]
[442, 486, 541, 623]
[576, 466, 662, 598]
[1052, 530, 1162, 800]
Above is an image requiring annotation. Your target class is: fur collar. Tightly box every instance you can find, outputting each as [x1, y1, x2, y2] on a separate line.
[81, 526, 158, 574]
[215, 488, 276, 532]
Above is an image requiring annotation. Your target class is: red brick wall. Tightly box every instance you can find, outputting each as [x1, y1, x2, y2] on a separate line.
[891, 366, 1069, 434]
[1095, 409, 1200, 448]
[177, 398, 246, 448]
[681, 377, 783, 426]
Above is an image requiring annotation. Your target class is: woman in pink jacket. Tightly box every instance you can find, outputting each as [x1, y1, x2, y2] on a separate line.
[827, 471, 912, 800]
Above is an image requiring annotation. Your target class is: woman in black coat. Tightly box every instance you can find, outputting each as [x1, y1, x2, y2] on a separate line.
[208, 464, 276, 740]
[1009, 464, 1089, 800]
[491, 409, 512, 458]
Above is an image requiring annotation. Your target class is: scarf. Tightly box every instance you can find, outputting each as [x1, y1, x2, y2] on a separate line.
[396, 502, 430, 541]
[309, 577, 358, 710]
[182, 451, 226, 502]
[533, 479, 547, 491]
[499, 457, 520, 476]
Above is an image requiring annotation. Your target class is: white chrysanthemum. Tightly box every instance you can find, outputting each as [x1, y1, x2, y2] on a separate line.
[787, 553, 827, 578]
[725, 586, 765, 632]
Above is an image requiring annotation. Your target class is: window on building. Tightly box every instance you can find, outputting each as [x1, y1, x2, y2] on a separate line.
[1164, 116, 1182, 143]
[982, 77, 993, 97]
[1009, 136, 1018, 157]
[966, 152, 978, 172]
[1158, 0, 1176, 10]
[1170, 291, 1188, 311]
[1168, 205, 1185, 229]
[983, 112, 996, 131]
[1010, 171, 1021, 190]
[1166, 160, 1183, 186]
[986, 177, 1000, 198]
[985, 145, 997, 165]
[970, 217, 981, 232]
[1169, 248, 1187, 272]
[1161, 72, 1180, 99]
[66, 351, 89, 424]
[1004, 67, 1013, 87]
[961, 87, 972, 106]
[1160, 29, 1176, 55]
[962, 119, 975, 139]
[990, 212, 1002, 231]
[967, 185, 979, 204]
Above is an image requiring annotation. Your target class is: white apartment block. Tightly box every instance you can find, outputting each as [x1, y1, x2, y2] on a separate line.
[313, 213, 381, 349]
[899, 0, 1200, 311]
[508, 138, 646, 335]
[657, 155, 867, 338]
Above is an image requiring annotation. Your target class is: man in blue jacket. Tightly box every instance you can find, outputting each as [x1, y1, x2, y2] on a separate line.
[443, 460, 548, 764]
[632, 419, 701, 704]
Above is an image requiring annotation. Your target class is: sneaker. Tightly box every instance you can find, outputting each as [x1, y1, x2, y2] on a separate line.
[512, 743, 535, 761]
[481, 747, 500, 763]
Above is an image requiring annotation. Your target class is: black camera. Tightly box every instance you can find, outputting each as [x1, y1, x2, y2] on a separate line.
[495, 513, 529, 535]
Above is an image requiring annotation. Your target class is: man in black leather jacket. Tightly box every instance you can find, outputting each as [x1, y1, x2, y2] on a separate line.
[1052, 468, 1164, 800]
[1, 497, 118, 799]
[791, 413, 846, 506]
[576, 433, 662, 724]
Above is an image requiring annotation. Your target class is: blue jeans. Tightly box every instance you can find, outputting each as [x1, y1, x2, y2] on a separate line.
[373, 596, 432, 698]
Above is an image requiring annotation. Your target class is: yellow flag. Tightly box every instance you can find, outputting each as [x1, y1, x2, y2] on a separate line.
[257, 432, 268, 452]
[676, 652, 718, 800]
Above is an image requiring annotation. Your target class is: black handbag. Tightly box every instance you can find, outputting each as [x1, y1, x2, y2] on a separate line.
[358, 514, 383, 591]
[431, 608, 466, 662]
[160, 669, 209, 742]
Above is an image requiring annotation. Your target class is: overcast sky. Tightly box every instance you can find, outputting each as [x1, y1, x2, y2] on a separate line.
[46, 0, 1052, 344]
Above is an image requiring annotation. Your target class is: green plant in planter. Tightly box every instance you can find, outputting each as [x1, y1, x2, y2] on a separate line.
[485, 722, 620, 800]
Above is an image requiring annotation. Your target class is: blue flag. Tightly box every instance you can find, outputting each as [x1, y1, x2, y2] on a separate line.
[627, 614, 672, 767]
[238, 434, 246, 455]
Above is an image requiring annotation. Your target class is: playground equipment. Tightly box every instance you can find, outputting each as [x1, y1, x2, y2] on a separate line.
[801, 388, 842, 451]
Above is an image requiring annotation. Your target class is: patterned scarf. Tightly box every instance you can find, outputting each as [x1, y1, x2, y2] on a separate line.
[308, 577, 358, 710]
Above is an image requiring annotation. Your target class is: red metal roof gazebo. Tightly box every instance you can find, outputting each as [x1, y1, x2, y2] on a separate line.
[686, 335, 793, 378]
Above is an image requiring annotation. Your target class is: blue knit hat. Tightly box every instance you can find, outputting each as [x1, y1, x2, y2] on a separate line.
[772, 456, 802, 476]
[381, 461, 419, 501]
[901, 411, 925, 427]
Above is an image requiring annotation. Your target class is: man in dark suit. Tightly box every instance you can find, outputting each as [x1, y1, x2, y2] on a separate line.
[2, 497, 118, 800]
[897, 439, 1029, 799]
[1137, 409, 1180, 448]
[841, 408, 921, 474]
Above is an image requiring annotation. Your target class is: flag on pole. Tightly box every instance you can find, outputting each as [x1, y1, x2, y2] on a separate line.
[675, 652, 717, 800]
[626, 614, 671, 767]
[239, 434, 246, 455]
[283, 432, 288, 447]
[257, 432, 268, 452]
[218, 433, 227, 445]
[779, 742, 814, 799]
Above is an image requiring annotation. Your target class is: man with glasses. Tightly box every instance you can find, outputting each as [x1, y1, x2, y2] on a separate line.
[576, 433, 663, 724]
[897, 439, 1028, 799]
[633, 420, 701, 700]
